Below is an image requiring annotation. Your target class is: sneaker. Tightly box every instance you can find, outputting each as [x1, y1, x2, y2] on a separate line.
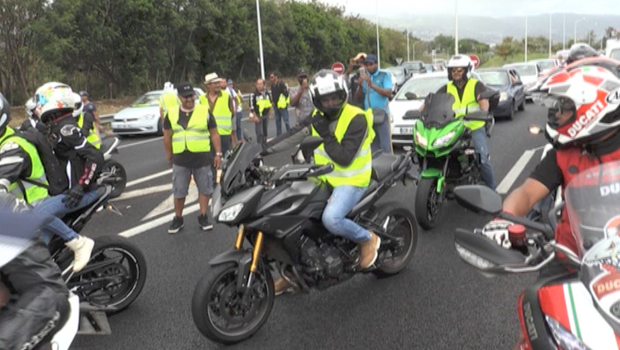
[65, 235, 95, 273]
[168, 216, 184, 234]
[198, 214, 213, 231]
[359, 231, 381, 269]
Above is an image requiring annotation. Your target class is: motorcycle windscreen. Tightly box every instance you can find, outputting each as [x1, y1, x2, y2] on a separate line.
[220, 141, 262, 196]
[421, 93, 457, 128]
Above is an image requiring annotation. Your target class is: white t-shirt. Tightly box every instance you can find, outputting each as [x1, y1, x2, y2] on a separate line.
[226, 87, 243, 113]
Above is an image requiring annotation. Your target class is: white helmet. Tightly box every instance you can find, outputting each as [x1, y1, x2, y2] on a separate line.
[308, 69, 349, 119]
[25, 97, 37, 119]
[447, 55, 473, 80]
[163, 82, 175, 92]
[34, 82, 74, 124]
[71, 92, 83, 118]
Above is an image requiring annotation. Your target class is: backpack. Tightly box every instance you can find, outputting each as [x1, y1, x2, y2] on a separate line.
[6, 130, 69, 196]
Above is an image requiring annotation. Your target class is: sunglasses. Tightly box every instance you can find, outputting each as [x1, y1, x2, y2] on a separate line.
[452, 68, 465, 73]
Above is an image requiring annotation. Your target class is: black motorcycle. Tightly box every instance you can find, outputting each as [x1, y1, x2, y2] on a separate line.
[48, 185, 147, 317]
[191, 133, 419, 344]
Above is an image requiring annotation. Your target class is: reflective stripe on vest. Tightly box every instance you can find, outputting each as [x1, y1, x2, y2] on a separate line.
[446, 79, 484, 130]
[311, 104, 375, 188]
[77, 112, 101, 149]
[167, 105, 211, 154]
[0, 128, 49, 203]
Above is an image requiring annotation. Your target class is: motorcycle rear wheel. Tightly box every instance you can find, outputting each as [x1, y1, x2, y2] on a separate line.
[373, 202, 418, 277]
[192, 261, 274, 344]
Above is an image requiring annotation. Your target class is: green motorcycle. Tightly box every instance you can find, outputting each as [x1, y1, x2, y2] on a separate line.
[404, 92, 496, 230]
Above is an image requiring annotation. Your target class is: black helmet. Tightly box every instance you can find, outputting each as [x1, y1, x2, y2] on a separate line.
[308, 69, 348, 119]
[566, 43, 599, 65]
[0, 93, 11, 137]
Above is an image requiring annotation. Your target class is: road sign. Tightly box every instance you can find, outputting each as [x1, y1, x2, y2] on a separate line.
[469, 55, 480, 68]
[395, 58, 403, 66]
[331, 61, 345, 75]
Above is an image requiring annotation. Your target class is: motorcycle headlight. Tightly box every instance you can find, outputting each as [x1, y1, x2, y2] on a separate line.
[432, 131, 456, 148]
[415, 131, 428, 147]
[218, 203, 244, 222]
[499, 92, 508, 102]
[455, 243, 496, 269]
[545, 316, 591, 350]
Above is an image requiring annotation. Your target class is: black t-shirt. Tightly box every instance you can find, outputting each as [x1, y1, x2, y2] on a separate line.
[436, 78, 487, 101]
[163, 108, 217, 168]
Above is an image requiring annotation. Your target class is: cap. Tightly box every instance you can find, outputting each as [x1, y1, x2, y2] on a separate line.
[353, 52, 367, 61]
[79, 91, 89, 97]
[297, 68, 309, 77]
[204, 73, 221, 84]
[365, 54, 378, 63]
[227, 79, 233, 85]
[176, 82, 195, 97]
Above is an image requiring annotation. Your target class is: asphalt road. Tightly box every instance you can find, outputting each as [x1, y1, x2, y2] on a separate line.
[71, 105, 549, 350]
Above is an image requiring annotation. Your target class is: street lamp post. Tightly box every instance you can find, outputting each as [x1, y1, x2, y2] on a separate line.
[376, 0, 380, 68]
[574, 18, 585, 45]
[255, 0, 265, 80]
[407, 28, 410, 62]
[549, 13, 552, 57]
[525, 16, 528, 62]
[563, 13, 566, 50]
[454, 0, 459, 54]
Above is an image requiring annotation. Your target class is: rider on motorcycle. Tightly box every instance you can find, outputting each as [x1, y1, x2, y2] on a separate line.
[436, 54, 495, 189]
[264, 70, 379, 293]
[480, 57, 620, 257]
[0, 193, 70, 350]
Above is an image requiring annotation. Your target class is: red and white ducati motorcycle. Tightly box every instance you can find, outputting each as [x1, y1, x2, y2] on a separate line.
[453, 160, 620, 350]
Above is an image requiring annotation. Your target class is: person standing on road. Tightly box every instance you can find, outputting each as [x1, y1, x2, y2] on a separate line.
[201, 73, 236, 155]
[79, 91, 101, 137]
[289, 68, 314, 120]
[73, 92, 101, 149]
[226, 79, 244, 143]
[163, 83, 222, 233]
[249, 78, 272, 144]
[436, 54, 495, 189]
[269, 72, 290, 136]
[354, 54, 393, 154]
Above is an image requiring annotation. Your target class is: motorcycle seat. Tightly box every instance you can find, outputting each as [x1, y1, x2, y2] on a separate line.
[371, 153, 402, 182]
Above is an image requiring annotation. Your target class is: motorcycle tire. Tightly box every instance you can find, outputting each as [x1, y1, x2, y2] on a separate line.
[372, 202, 418, 277]
[67, 235, 147, 315]
[415, 177, 443, 230]
[192, 261, 274, 345]
[101, 160, 126, 199]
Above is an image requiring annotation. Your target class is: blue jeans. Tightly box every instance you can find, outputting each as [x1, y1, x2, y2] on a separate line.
[274, 108, 290, 136]
[471, 128, 496, 189]
[371, 118, 392, 155]
[322, 185, 371, 244]
[235, 111, 243, 141]
[33, 191, 100, 243]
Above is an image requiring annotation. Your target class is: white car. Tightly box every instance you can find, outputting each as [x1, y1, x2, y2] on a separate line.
[112, 88, 204, 136]
[502, 62, 542, 100]
[529, 58, 559, 75]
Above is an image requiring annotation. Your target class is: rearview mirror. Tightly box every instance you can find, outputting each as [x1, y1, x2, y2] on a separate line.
[453, 185, 502, 215]
[405, 92, 418, 100]
[403, 110, 422, 120]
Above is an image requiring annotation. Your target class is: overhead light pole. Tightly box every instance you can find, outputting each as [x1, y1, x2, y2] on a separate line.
[549, 13, 552, 57]
[525, 16, 528, 62]
[376, 0, 380, 68]
[454, 0, 459, 54]
[574, 18, 586, 44]
[407, 28, 410, 62]
[255, 0, 265, 80]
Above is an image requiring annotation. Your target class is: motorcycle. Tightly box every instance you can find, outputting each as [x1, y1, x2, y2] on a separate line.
[452, 160, 620, 349]
[406, 91, 498, 230]
[48, 184, 147, 333]
[191, 131, 419, 344]
[98, 136, 127, 198]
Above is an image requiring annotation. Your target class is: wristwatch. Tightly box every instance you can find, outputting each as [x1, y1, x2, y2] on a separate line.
[216, 152, 223, 157]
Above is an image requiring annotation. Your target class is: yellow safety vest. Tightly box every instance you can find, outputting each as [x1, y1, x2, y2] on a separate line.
[77, 112, 101, 149]
[255, 92, 272, 117]
[167, 105, 211, 154]
[199, 92, 233, 136]
[0, 127, 49, 204]
[160, 92, 179, 116]
[277, 94, 290, 109]
[235, 90, 243, 110]
[311, 104, 375, 188]
[446, 79, 484, 130]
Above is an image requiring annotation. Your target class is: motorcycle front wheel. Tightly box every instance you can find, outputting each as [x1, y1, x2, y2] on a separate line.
[415, 177, 444, 230]
[192, 261, 274, 344]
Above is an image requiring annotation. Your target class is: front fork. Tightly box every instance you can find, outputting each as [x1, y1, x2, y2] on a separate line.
[234, 225, 266, 303]
[418, 155, 447, 193]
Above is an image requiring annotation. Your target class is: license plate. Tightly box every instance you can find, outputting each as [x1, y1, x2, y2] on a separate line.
[400, 127, 413, 134]
[115, 124, 127, 129]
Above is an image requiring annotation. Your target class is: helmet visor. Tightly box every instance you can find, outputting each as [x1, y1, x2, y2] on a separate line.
[534, 94, 577, 130]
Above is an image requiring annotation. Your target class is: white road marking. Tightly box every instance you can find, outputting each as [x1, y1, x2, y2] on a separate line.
[110, 184, 171, 202]
[141, 185, 198, 221]
[118, 203, 200, 238]
[496, 149, 537, 194]
[118, 137, 163, 150]
[126, 169, 172, 188]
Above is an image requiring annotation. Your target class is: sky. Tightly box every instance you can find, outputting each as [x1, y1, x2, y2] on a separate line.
[319, 0, 620, 18]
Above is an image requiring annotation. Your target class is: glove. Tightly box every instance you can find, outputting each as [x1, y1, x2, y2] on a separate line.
[481, 219, 513, 249]
[62, 186, 84, 208]
[311, 114, 331, 138]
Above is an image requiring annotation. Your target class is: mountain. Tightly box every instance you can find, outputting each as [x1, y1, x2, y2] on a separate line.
[349, 12, 620, 44]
